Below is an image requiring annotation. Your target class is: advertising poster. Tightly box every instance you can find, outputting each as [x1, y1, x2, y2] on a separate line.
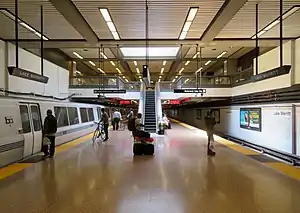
[240, 108, 262, 131]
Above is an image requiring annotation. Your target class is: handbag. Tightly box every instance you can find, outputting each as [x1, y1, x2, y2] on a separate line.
[43, 137, 51, 146]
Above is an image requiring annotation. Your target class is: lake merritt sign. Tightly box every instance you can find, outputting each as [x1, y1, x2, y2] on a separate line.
[7, 67, 49, 84]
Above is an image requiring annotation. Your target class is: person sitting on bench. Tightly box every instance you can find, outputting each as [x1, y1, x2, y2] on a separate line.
[134, 113, 150, 139]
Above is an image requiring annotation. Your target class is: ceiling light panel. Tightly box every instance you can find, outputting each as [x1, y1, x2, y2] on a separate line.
[73, 52, 83, 59]
[136, 68, 140, 74]
[217, 51, 227, 59]
[185, 61, 190, 66]
[116, 68, 122, 74]
[178, 7, 199, 40]
[99, 8, 120, 40]
[163, 61, 167, 66]
[134, 61, 138, 66]
[89, 61, 96, 66]
[161, 68, 164, 74]
[110, 61, 115, 66]
[205, 60, 211, 66]
[97, 68, 105, 74]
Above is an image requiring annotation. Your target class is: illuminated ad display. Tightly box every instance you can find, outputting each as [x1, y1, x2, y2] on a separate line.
[240, 108, 262, 132]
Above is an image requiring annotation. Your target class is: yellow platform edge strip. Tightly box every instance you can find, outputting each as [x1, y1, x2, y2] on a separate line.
[170, 118, 300, 180]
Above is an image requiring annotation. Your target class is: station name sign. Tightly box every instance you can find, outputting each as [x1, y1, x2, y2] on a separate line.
[7, 66, 49, 84]
[93, 89, 126, 94]
[251, 65, 291, 82]
[174, 89, 207, 93]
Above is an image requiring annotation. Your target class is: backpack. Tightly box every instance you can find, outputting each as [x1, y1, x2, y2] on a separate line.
[128, 118, 136, 131]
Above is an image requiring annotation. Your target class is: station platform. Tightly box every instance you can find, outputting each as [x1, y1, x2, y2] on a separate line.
[1, 122, 300, 213]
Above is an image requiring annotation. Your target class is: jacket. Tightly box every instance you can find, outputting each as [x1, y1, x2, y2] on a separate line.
[44, 115, 58, 135]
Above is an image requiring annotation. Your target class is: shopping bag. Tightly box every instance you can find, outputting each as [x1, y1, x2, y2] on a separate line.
[43, 137, 51, 146]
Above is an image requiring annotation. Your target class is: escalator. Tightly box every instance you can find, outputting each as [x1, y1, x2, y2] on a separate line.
[144, 90, 156, 133]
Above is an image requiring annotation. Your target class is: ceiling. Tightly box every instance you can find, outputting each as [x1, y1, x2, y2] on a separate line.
[0, 0, 300, 82]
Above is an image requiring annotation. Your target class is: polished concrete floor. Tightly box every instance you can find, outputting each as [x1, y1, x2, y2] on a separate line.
[1, 124, 300, 213]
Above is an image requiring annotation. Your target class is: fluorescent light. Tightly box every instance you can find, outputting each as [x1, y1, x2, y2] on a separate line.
[179, 31, 188, 40]
[99, 8, 112, 22]
[182, 21, 192, 32]
[184, 78, 190, 84]
[251, 30, 266, 39]
[73, 52, 83, 59]
[163, 61, 167, 66]
[217, 51, 227, 59]
[187, 7, 199, 22]
[122, 76, 126, 79]
[185, 61, 190, 66]
[175, 76, 178, 79]
[159, 76, 162, 79]
[136, 68, 140, 74]
[0, 9, 49, 40]
[112, 31, 120, 40]
[264, 20, 280, 31]
[282, 7, 300, 19]
[139, 76, 142, 79]
[120, 47, 180, 57]
[125, 79, 129, 82]
[116, 68, 122, 74]
[107, 22, 117, 32]
[134, 61, 138, 66]
[140, 79, 143, 82]
[179, 68, 184, 74]
[172, 79, 176, 83]
[89, 61, 96, 66]
[158, 79, 161, 82]
[195, 67, 203, 73]
[110, 61, 115, 66]
[161, 68, 164, 74]
[97, 68, 105, 74]
[100, 52, 107, 59]
[205, 60, 211, 66]
[193, 52, 200, 59]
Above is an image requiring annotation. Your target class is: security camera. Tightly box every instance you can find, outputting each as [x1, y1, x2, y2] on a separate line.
[201, 93, 204, 97]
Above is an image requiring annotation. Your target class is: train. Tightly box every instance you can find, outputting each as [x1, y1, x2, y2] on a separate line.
[0, 96, 110, 167]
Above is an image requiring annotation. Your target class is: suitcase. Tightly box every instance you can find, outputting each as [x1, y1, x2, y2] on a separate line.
[133, 143, 154, 155]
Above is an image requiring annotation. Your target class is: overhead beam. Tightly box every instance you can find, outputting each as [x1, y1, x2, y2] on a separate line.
[200, 0, 248, 42]
[73, 57, 233, 61]
[49, 0, 98, 42]
[13, 38, 292, 49]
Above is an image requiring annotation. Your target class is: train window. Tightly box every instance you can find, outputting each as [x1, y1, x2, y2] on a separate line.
[30, 106, 42, 131]
[19, 105, 31, 133]
[80, 108, 89, 123]
[87, 108, 94, 122]
[68, 107, 79, 125]
[54, 107, 69, 127]
[97, 107, 102, 120]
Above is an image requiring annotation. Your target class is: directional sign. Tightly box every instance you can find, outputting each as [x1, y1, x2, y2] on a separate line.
[173, 89, 206, 93]
[94, 89, 126, 94]
[8, 66, 49, 84]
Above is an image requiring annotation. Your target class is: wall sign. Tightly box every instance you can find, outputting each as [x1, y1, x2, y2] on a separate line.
[251, 65, 291, 82]
[174, 89, 207, 93]
[94, 89, 126, 94]
[240, 108, 262, 132]
[8, 66, 49, 84]
[119, 100, 131, 105]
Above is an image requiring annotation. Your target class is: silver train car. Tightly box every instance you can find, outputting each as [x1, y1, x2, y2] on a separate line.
[0, 97, 105, 167]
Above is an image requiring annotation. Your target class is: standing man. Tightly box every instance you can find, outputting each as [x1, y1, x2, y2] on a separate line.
[205, 111, 216, 156]
[127, 108, 134, 120]
[112, 109, 121, 130]
[100, 108, 109, 141]
[43, 109, 57, 157]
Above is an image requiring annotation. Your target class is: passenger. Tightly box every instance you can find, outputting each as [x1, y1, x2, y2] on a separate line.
[204, 111, 216, 156]
[134, 113, 150, 139]
[127, 108, 134, 120]
[43, 109, 57, 157]
[112, 109, 121, 130]
[162, 114, 171, 129]
[100, 108, 109, 141]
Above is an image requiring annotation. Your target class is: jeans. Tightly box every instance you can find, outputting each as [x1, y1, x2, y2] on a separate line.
[103, 123, 109, 140]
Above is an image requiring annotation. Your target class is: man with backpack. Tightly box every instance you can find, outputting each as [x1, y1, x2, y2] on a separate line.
[205, 111, 216, 156]
[43, 109, 57, 157]
[128, 113, 150, 139]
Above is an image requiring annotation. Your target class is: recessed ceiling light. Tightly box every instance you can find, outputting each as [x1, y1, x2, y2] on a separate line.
[178, 7, 199, 40]
[159, 76, 162, 79]
[97, 68, 105, 74]
[122, 76, 126, 79]
[163, 61, 167, 66]
[179, 68, 184, 74]
[125, 79, 129, 82]
[185, 61, 190, 66]
[99, 8, 120, 40]
[217, 51, 227, 59]
[172, 79, 176, 82]
[139, 76, 142, 79]
[161, 68, 164, 74]
[192, 52, 200, 59]
[134, 61, 138, 66]
[116, 68, 122, 74]
[100, 52, 108, 59]
[107, 22, 117, 32]
[73, 52, 83, 59]
[158, 79, 161, 83]
[89, 61, 96, 66]
[205, 60, 211, 66]
[187, 7, 199, 22]
[112, 31, 120, 40]
[175, 76, 178, 79]
[136, 68, 140, 74]
[140, 79, 143, 82]
[110, 61, 116, 66]
[195, 67, 203, 73]
[99, 8, 112, 22]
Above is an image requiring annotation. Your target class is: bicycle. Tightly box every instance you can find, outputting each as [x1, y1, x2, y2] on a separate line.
[119, 119, 128, 131]
[92, 122, 106, 142]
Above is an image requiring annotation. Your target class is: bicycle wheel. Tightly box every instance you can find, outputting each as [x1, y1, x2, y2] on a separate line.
[100, 128, 106, 140]
[92, 128, 100, 143]
[119, 122, 126, 131]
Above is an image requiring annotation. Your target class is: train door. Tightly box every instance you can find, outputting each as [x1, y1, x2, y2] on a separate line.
[19, 103, 42, 157]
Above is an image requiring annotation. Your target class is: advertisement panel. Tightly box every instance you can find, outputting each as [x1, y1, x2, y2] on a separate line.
[240, 108, 262, 131]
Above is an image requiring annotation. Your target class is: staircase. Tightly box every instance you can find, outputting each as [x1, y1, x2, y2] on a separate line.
[144, 90, 156, 133]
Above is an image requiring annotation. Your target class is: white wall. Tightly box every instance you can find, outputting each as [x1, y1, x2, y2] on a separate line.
[294, 38, 300, 84]
[254, 41, 292, 74]
[0, 40, 5, 90]
[7, 43, 69, 98]
[169, 103, 300, 156]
